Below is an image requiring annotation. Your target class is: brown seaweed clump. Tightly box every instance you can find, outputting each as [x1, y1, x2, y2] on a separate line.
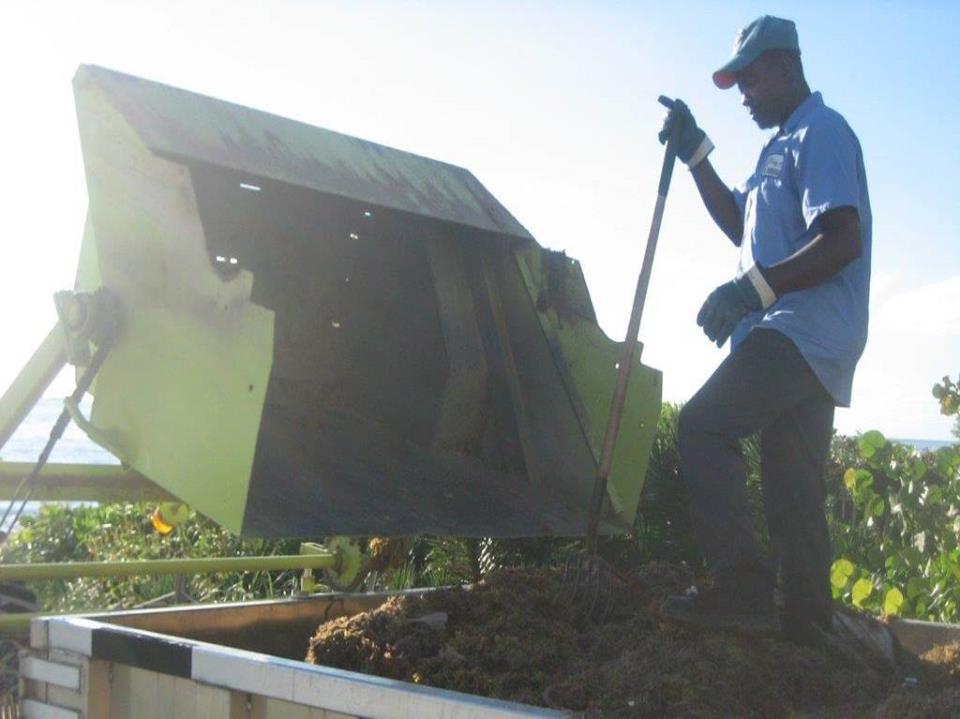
[922, 641, 960, 679]
[305, 565, 960, 718]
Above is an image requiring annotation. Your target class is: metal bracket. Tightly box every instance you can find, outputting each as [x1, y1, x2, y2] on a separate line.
[53, 289, 121, 367]
[299, 539, 364, 593]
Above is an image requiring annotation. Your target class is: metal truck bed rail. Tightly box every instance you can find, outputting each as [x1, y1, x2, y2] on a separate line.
[21, 590, 567, 719]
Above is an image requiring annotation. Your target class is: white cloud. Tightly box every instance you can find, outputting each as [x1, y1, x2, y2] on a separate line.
[839, 274, 960, 440]
[872, 274, 960, 336]
[869, 269, 898, 306]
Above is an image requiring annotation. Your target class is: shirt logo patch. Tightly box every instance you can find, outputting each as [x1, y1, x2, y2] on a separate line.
[762, 154, 784, 178]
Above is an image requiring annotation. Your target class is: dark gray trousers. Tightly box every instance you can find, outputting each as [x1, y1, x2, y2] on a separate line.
[678, 328, 835, 630]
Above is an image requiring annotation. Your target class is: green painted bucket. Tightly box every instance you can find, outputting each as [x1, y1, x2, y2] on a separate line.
[71, 65, 661, 538]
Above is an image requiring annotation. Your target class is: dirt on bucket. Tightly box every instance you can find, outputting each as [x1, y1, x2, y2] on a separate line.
[304, 564, 960, 718]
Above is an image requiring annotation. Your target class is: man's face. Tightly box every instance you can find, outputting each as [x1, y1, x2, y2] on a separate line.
[736, 55, 789, 129]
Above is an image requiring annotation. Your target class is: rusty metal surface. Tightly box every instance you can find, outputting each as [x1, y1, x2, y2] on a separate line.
[74, 64, 532, 241]
[96, 589, 423, 655]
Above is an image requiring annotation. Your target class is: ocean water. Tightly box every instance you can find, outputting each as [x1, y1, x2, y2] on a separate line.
[1, 396, 117, 523]
[2, 396, 118, 466]
[893, 438, 955, 452]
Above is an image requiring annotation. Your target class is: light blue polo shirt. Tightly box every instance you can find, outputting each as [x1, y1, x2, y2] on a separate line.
[730, 92, 872, 407]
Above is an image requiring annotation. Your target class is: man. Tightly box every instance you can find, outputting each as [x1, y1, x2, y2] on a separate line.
[658, 16, 872, 645]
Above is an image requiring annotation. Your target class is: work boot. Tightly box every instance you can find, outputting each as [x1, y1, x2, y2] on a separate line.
[659, 572, 779, 635]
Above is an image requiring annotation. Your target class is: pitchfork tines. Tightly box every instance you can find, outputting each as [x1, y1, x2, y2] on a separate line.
[560, 548, 641, 623]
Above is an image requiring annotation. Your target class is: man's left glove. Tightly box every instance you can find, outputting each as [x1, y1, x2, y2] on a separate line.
[658, 99, 714, 169]
[697, 264, 777, 347]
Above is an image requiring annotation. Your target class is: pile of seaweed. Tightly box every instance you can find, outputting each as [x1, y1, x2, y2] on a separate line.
[305, 564, 960, 717]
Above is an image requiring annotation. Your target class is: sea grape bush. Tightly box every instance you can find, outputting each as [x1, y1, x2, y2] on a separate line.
[932, 374, 960, 438]
[0, 503, 302, 612]
[829, 375, 960, 622]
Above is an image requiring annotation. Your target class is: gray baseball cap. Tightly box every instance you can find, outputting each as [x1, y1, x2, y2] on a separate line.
[713, 15, 800, 89]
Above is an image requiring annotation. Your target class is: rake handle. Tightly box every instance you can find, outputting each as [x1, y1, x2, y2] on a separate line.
[585, 99, 679, 553]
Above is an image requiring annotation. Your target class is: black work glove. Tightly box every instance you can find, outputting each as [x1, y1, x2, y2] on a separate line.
[697, 265, 777, 347]
[659, 98, 714, 168]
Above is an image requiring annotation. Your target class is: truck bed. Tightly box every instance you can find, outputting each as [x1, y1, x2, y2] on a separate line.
[20, 589, 960, 718]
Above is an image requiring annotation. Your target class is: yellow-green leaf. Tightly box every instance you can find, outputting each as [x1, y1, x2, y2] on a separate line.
[852, 578, 874, 607]
[884, 588, 905, 615]
[844, 468, 858, 490]
[863, 430, 886, 447]
[830, 559, 856, 590]
[831, 568, 849, 590]
[832, 558, 856, 577]
[858, 430, 886, 459]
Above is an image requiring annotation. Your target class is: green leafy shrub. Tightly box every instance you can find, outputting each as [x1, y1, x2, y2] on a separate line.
[933, 374, 960, 438]
[630, 403, 698, 565]
[1, 503, 302, 612]
[829, 388, 960, 622]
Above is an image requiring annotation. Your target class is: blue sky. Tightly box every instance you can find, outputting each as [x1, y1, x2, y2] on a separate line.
[1, 1, 957, 440]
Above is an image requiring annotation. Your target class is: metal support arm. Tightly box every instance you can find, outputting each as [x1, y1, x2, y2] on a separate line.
[0, 323, 66, 453]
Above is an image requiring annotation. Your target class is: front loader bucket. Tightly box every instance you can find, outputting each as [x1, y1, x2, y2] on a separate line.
[70, 65, 661, 538]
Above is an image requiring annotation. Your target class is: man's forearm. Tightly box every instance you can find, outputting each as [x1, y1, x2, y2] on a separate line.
[762, 207, 862, 295]
[690, 159, 743, 246]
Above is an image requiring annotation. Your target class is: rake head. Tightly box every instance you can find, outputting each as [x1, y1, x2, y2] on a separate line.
[560, 551, 635, 623]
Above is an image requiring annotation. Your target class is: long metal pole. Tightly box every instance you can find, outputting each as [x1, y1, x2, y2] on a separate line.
[0, 324, 66, 452]
[0, 463, 174, 502]
[0, 553, 340, 582]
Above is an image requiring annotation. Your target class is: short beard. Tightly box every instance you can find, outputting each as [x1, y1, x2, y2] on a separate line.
[750, 106, 780, 130]
[754, 114, 777, 130]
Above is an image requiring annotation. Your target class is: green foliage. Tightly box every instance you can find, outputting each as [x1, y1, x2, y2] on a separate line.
[933, 374, 960, 438]
[0, 503, 301, 612]
[829, 427, 960, 622]
[369, 537, 477, 591]
[828, 374, 960, 621]
[627, 403, 699, 565]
